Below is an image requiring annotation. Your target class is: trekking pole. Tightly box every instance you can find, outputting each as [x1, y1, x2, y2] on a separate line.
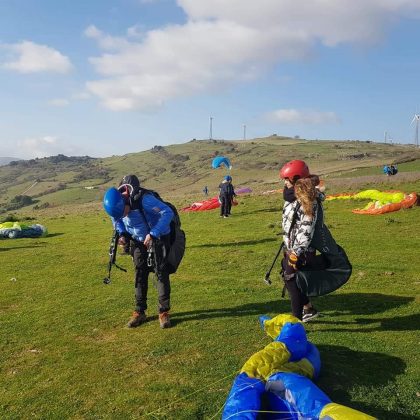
[103, 230, 127, 285]
[264, 242, 284, 285]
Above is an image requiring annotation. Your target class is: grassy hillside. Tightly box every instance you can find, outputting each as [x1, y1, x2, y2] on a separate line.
[1, 136, 419, 214]
[1, 176, 419, 419]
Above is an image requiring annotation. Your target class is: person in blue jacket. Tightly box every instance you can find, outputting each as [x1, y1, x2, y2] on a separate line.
[103, 175, 174, 329]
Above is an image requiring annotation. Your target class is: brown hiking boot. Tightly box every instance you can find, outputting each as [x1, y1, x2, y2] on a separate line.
[159, 312, 171, 329]
[127, 311, 147, 328]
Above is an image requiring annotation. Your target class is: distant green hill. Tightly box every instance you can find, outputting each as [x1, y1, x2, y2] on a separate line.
[0, 157, 22, 166]
[0, 137, 419, 214]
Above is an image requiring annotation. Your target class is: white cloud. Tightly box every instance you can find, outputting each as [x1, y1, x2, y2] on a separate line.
[84, 25, 131, 50]
[17, 136, 78, 158]
[48, 98, 70, 107]
[265, 109, 340, 125]
[1, 41, 72, 74]
[85, 0, 420, 111]
[126, 24, 144, 39]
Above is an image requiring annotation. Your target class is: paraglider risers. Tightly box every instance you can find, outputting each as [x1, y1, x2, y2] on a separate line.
[263, 242, 284, 286]
[103, 263, 127, 285]
[264, 272, 272, 285]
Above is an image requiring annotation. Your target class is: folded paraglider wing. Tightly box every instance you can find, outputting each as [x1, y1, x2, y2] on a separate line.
[222, 314, 375, 420]
[0, 222, 47, 239]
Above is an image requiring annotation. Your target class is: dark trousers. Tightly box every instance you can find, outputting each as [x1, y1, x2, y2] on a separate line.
[220, 195, 229, 216]
[131, 236, 171, 314]
[227, 195, 233, 214]
[284, 277, 309, 320]
[282, 256, 309, 320]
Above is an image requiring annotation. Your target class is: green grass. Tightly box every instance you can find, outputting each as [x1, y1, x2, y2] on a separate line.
[1, 183, 419, 419]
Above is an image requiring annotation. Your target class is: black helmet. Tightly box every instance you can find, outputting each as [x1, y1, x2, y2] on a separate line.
[120, 174, 140, 189]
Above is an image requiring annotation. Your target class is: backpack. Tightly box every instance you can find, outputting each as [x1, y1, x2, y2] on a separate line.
[132, 187, 186, 274]
[290, 201, 352, 297]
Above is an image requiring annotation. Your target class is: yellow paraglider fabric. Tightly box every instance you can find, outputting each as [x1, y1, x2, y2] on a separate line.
[320, 403, 376, 420]
[0, 222, 29, 230]
[241, 313, 315, 381]
[326, 189, 417, 215]
[241, 341, 291, 380]
[276, 357, 315, 378]
[353, 190, 404, 205]
[326, 189, 404, 204]
[262, 313, 301, 339]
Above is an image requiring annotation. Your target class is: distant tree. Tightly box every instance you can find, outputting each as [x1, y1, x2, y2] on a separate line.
[11, 195, 33, 206]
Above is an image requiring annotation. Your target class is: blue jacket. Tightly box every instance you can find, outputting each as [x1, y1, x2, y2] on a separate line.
[113, 193, 174, 242]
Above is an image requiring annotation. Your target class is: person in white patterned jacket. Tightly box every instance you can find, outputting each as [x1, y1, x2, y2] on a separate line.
[280, 160, 325, 322]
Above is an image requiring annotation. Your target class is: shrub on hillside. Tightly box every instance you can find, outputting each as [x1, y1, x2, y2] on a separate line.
[11, 195, 33, 206]
[33, 202, 50, 210]
[0, 195, 35, 213]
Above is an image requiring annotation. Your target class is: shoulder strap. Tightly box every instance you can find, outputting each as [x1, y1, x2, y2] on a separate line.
[131, 188, 151, 228]
[287, 202, 300, 238]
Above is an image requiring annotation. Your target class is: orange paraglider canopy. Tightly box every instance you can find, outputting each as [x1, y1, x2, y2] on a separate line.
[352, 192, 417, 215]
[326, 189, 417, 215]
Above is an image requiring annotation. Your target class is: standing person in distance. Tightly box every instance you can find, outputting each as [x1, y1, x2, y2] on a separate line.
[219, 175, 232, 218]
[280, 160, 323, 322]
[226, 176, 236, 216]
[103, 175, 174, 329]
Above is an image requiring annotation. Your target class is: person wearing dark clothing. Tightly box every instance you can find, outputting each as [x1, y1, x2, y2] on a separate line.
[390, 165, 398, 175]
[130, 233, 171, 325]
[219, 175, 235, 217]
[103, 174, 174, 329]
[226, 181, 236, 215]
[203, 186, 209, 196]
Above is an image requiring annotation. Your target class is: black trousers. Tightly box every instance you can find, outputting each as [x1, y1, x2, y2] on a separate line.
[227, 195, 233, 214]
[282, 257, 309, 320]
[220, 195, 229, 216]
[284, 278, 309, 320]
[131, 236, 171, 314]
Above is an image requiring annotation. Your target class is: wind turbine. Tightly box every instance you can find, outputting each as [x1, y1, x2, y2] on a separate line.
[411, 113, 420, 147]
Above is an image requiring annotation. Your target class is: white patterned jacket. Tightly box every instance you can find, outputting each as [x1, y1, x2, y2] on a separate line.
[282, 199, 321, 257]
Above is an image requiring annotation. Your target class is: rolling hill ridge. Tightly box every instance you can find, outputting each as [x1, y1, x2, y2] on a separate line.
[0, 136, 419, 215]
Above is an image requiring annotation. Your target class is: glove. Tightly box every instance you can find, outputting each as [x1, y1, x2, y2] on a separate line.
[284, 253, 298, 278]
[288, 253, 298, 269]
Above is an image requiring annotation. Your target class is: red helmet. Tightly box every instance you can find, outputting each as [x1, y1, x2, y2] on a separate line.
[279, 160, 310, 180]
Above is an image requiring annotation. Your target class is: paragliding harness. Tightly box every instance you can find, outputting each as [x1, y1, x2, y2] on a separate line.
[266, 200, 352, 297]
[103, 230, 127, 284]
[130, 187, 186, 274]
[293, 200, 352, 296]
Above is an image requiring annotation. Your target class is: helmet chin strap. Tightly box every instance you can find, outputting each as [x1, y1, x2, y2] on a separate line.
[118, 183, 134, 199]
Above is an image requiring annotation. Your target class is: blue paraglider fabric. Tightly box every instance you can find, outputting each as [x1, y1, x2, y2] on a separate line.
[212, 156, 231, 170]
[222, 372, 265, 419]
[267, 372, 331, 419]
[275, 322, 307, 362]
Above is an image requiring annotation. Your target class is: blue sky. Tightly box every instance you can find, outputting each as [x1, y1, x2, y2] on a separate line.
[0, 0, 419, 159]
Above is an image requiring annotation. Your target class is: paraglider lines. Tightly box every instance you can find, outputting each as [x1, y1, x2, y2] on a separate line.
[143, 372, 237, 418]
